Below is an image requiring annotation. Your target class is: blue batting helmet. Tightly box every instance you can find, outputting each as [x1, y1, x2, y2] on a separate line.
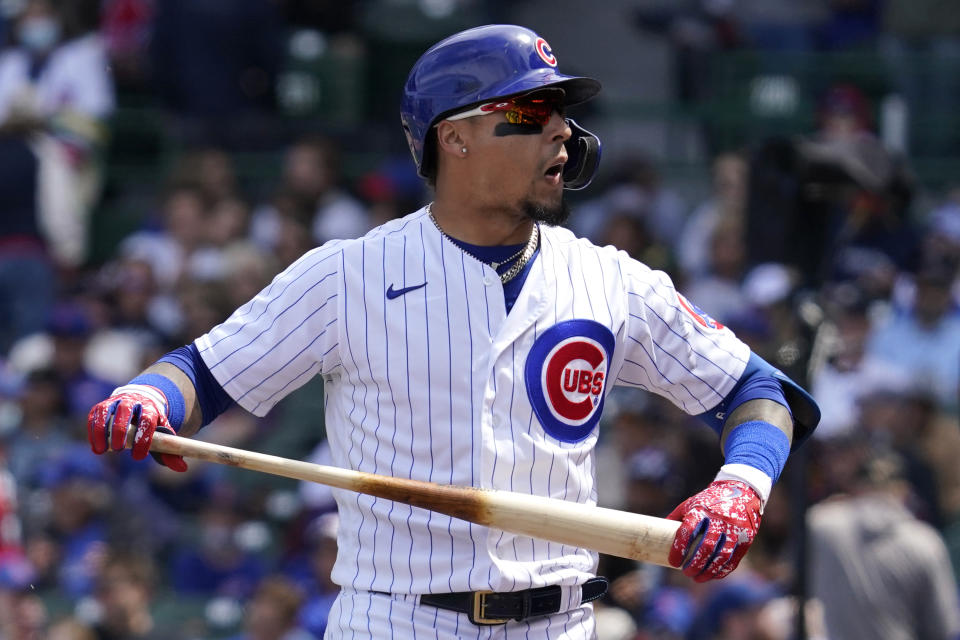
[401, 24, 603, 190]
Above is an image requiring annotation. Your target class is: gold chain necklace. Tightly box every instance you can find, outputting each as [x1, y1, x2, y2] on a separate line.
[488, 246, 526, 270]
[426, 204, 539, 284]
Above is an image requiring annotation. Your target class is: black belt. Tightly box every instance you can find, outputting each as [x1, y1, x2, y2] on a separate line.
[418, 577, 608, 625]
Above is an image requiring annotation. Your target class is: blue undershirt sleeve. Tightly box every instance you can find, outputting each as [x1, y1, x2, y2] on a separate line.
[696, 352, 791, 436]
[158, 343, 236, 428]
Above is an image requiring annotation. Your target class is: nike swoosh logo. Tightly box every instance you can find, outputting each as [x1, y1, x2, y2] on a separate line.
[386, 282, 427, 299]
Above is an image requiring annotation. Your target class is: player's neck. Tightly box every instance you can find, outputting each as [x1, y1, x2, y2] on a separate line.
[428, 199, 534, 246]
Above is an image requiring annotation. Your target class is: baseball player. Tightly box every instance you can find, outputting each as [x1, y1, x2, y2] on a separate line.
[87, 25, 820, 638]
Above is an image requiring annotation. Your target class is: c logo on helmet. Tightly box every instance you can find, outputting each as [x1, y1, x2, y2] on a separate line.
[535, 37, 557, 67]
[525, 320, 615, 443]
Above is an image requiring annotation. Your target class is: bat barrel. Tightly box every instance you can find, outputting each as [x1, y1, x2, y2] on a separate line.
[477, 490, 678, 566]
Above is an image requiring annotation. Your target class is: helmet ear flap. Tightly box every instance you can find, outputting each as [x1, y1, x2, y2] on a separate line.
[419, 128, 439, 184]
[562, 119, 601, 190]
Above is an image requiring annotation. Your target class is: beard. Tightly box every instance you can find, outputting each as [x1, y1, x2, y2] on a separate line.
[521, 196, 570, 226]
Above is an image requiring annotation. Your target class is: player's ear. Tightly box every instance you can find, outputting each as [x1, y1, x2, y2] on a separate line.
[435, 120, 469, 162]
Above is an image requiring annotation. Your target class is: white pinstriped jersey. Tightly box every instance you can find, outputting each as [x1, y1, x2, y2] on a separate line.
[195, 206, 750, 595]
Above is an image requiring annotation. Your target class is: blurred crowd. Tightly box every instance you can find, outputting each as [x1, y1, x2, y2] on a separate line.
[0, 0, 959, 639]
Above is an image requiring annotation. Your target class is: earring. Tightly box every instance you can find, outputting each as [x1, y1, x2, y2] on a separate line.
[460, 147, 467, 154]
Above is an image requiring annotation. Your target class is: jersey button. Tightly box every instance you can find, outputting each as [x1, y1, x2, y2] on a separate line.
[482, 277, 493, 286]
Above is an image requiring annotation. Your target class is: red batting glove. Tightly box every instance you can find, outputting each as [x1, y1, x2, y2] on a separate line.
[667, 479, 762, 582]
[86, 385, 188, 472]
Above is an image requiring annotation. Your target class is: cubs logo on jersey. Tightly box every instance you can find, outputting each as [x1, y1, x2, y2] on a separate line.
[677, 293, 725, 331]
[525, 320, 616, 443]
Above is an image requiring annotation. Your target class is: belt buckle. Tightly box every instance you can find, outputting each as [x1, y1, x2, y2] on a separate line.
[470, 591, 511, 625]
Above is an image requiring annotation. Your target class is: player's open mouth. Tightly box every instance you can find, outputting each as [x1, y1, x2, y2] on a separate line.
[545, 163, 563, 184]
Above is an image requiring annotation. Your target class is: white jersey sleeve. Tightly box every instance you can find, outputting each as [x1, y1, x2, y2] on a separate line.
[194, 242, 344, 416]
[613, 257, 750, 415]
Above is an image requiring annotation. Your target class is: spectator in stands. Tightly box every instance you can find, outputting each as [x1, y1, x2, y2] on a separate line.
[168, 147, 241, 207]
[608, 563, 696, 639]
[4, 299, 120, 421]
[742, 483, 800, 586]
[0, 452, 31, 593]
[902, 385, 960, 529]
[229, 575, 313, 640]
[682, 218, 749, 325]
[207, 196, 252, 250]
[97, 257, 168, 341]
[623, 446, 685, 520]
[571, 153, 686, 250]
[250, 135, 370, 247]
[20, 531, 58, 594]
[120, 183, 209, 293]
[185, 195, 267, 301]
[0, 0, 113, 280]
[677, 152, 749, 280]
[594, 193, 674, 274]
[100, 0, 153, 92]
[593, 602, 640, 640]
[810, 85, 918, 282]
[2, 367, 73, 489]
[89, 552, 164, 640]
[687, 576, 781, 640]
[170, 499, 266, 599]
[35, 445, 112, 599]
[728, 262, 804, 376]
[355, 161, 426, 230]
[174, 279, 233, 348]
[809, 440, 960, 639]
[218, 243, 275, 315]
[595, 390, 691, 512]
[47, 617, 96, 640]
[269, 190, 317, 269]
[45, 302, 115, 422]
[855, 385, 943, 527]
[865, 262, 960, 413]
[809, 283, 910, 439]
[83, 257, 177, 383]
[745, 84, 917, 289]
[0, 588, 47, 640]
[877, 388, 960, 549]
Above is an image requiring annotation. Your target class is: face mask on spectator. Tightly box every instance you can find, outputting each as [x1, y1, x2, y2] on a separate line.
[18, 17, 60, 53]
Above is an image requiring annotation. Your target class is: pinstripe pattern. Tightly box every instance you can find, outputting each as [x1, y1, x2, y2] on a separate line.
[197, 208, 750, 635]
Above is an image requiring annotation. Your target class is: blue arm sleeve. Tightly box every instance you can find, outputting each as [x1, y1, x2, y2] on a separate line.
[696, 352, 790, 437]
[128, 373, 186, 429]
[696, 351, 821, 449]
[157, 343, 235, 428]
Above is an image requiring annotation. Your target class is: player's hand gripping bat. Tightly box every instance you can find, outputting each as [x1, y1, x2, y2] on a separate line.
[145, 432, 681, 567]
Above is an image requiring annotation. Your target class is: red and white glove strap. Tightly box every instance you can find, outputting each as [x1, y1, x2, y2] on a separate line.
[111, 384, 168, 414]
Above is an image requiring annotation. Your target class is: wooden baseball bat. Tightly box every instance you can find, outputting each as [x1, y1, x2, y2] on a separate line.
[147, 432, 680, 568]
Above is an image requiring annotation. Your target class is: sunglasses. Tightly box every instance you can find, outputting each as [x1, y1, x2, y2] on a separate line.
[445, 91, 565, 127]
